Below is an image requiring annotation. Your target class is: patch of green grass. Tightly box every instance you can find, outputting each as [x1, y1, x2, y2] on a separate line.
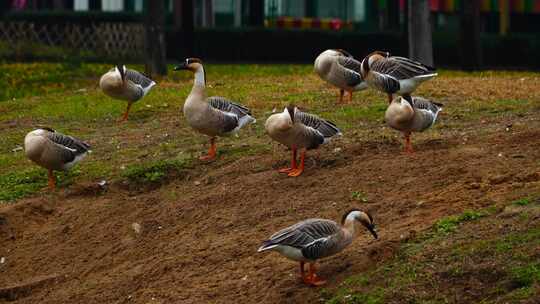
[433, 210, 486, 234]
[351, 191, 368, 203]
[513, 198, 531, 206]
[0, 168, 80, 202]
[122, 157, 192, 184]
[511, 264, 540, 288]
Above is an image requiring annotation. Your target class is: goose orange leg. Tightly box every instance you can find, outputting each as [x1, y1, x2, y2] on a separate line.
[300, 262, 308, 284]
[404, 132, 414, 154]
[47, 169, 56, 190]
[387, 93, 393, 104]
[287, 149, 305, 177]
[119, 102, 133, 122]
[338, 89, 344, 103]
[305, 263, 326, 286]
[200, 137, 217, 161]
[347, 90, 353, 103]
[279, 147, 297, 173]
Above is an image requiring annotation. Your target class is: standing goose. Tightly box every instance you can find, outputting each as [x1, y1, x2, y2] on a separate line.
[314, 49, 367, 103]
[24, 128, 91, 190]
[265, 106, 341, 177]
[360, 51, 437, 104]
[99, 65, 156, 121]
[385, 95, 443, 153]
[174, 58, 256, 161]
[258, 209, 378, 286]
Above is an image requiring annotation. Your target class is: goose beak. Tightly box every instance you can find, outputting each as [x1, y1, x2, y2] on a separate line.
[367, 224, 378, 239]
[174, 63, 189, 71]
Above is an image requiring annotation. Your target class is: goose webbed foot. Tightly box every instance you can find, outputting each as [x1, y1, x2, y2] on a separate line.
[278, 147, 297, 173]
[287, 150, 305, 177]
[404, 133, 414, 154]
[119, 102, 133, 122]
[303, 263, 326, 286]
[200, 137, 217, 161]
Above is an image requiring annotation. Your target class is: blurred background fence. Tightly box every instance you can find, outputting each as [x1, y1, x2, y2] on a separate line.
[1, 0, 540, 68]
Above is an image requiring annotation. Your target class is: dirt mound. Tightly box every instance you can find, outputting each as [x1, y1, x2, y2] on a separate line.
[0, 120, 539, 303]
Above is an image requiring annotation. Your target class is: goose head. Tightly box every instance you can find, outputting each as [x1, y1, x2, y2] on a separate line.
[360, 50, 390, 76]
[341, 208, 378, 239]
[265, 106, 295, 134]
[174, 58, 204, 73]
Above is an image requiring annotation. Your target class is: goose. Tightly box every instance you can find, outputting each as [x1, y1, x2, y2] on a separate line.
[265, 106, 341, 177]
[258, 209, 378, 286]
[314, 49, 367, 103]
[99, 65, 156, 121]
[360, 51, 437, 104]
[385, 95, 443, 153]
[24, 128, 91, 190]
[174, 58, 256, 161]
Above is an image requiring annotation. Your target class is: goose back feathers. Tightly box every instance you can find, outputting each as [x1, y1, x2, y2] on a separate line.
[314, 49, 367, 91]
[100, 65, 156, 102]
[258, 218, 350, 261]
[385, 96, 442, 133]
[24, 128, 91, 171]
[361, 52, 437, 95]
[265, 107, 341, 150]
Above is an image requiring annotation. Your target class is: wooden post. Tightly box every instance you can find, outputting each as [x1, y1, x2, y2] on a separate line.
[460, 0, 482, 70]
[144, 0, 167, 77]
[499, 0, 509, 36]
[408, 0, 434, 65]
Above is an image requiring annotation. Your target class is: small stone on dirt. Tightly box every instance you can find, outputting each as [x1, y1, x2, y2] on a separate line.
[0, 257, 5, 264]
[194, 181, 201, 186]
[131, 223, 142, 234]
[241, 275, 248, 281]
[98, 180, 107, 187]
[333, 147, 342, 153]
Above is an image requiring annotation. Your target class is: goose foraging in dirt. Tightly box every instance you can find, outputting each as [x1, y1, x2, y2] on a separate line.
[314, 49, 367, 103]
[265, 106, 341, 177]
[258, 209, 377, 286]
[24, 128, 91, 190]
[385, 95, 443, 153]
[99, 65, 156, 121]
[360, 51, 437, 104]
[174, 58, 256, 161]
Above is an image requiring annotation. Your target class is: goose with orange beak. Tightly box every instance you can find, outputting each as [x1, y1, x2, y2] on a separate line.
[265, 105, 341, 177]
[258, 209, 378, 286]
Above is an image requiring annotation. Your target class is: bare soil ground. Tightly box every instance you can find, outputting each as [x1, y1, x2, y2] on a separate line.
[1, 117, 539, 304]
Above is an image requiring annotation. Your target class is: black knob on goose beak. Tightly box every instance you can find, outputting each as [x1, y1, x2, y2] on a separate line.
[173, 62, 188, 71]
[368, 224, 378, 239]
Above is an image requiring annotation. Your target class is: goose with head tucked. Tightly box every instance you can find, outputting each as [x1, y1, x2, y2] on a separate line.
[258, 209, 378, 286]
[314, 49, 367, 103]
[24, 128, 91, 190]
[99, 64, 156, 121]
[265, 106, 341, 177]
[385, 95, 443, 153]
[174, 58, 256, 161]
[360, 51, 437, 104]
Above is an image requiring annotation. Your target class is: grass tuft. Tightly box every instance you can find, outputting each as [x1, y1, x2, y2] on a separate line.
[433, 210, 486, 234]
[511, 264, 540, 288]
[122, 157, 192, 184]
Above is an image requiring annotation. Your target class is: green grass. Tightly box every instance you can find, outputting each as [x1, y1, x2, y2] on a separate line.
[122, 157, 193, 185]
[433, 209, 486, 234]
[351, 191, 369, 203]
[1, 63, 539, 203]
[513, 198, 532, 206]
[322, 200, 540, 303]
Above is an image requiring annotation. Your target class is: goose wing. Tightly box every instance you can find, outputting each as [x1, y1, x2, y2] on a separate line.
[208, 96, 252, 117]
[295, 110, 341, 139]
[336, 56, 364, 87]
[45, 131, 90, 164]
[411, 97, 443, 130]
[261, 219, 341, 250]
[208, 96, 256, 133]
[125, 68, 156, 98]
[372, 56, 436, 80]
